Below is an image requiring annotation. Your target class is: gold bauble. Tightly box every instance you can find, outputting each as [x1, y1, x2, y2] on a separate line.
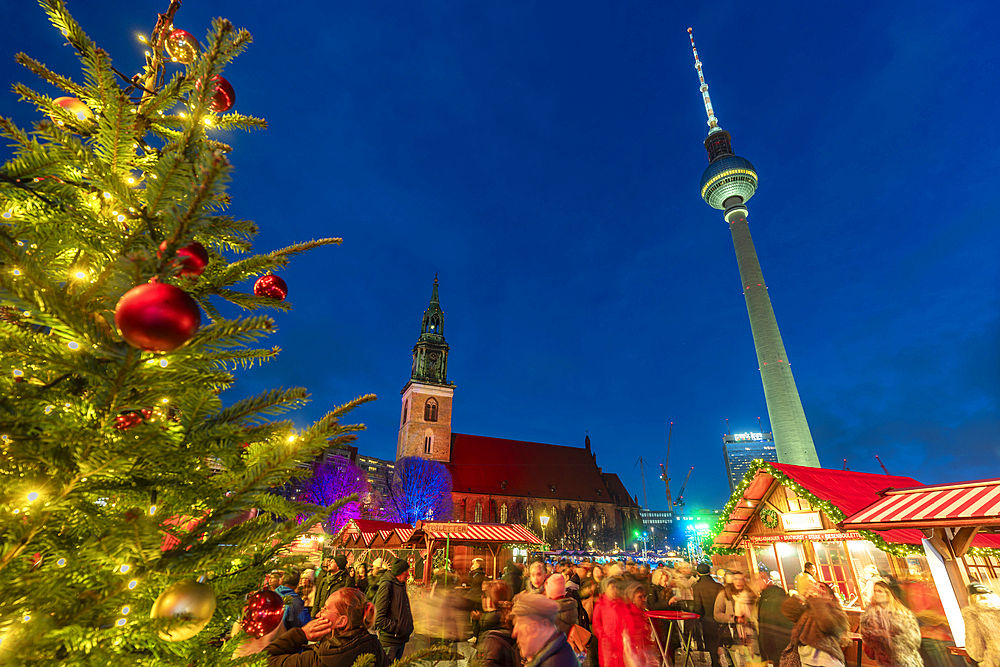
[150, 579, 217, 641]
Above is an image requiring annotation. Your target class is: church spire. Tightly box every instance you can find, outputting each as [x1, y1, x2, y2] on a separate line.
[410, 276, 452, 386]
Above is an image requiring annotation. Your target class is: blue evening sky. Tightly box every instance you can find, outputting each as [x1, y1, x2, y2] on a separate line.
[2, 0, 997, 512]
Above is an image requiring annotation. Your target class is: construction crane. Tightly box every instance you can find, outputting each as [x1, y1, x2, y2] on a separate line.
[635, 457, 649, 509]
[674, 467, 694, 508]
[660, 422, 673, 512]
[876, 455, 891, 475]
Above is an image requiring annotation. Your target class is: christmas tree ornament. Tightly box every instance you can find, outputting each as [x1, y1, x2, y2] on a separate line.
[240, 588, 284, 638]
[51, 96, 93, 122]
[164, 28, 200, 64]
[115, 283, 201, 352]
[115, 409, 152, 430]
[158, 240, 209, 277]
[150, 579, 217, 642]
[208, 75, 235, 112]
[253, 274, 287, 301]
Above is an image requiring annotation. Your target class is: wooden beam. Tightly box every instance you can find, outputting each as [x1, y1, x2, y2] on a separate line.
[950, 525, 981, 559]
[922, 528, 954, 560]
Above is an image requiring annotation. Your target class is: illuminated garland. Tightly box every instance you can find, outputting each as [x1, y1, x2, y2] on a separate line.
[703, 460, 1000, 559]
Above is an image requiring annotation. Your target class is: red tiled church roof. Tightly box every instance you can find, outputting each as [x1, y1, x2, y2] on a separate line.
[602, 472, 641, 508]
[447, 433, 624, 504]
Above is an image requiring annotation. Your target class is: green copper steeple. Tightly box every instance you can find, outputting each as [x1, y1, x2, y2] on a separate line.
[409, 275, 452, 386]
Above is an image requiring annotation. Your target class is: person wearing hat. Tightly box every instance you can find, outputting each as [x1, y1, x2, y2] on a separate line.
[312, 555, 355, 619]
[511, 594, 579, 667]
[964, 582, 1000, 667]
[374, 559, 414, 661]
[367, 558, 386, 604]
[691, 562, 725, 667]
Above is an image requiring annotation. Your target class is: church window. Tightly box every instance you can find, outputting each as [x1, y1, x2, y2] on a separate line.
[475, 502, 483, 523]
[527, 505, 534, 525]
[424, 397, 439, 422]
[430, 315, 440, 332]
[500, 504, 508, 523]
[423, 429, 433, 455]
[550, 506, 557, 528]
[401, 401, 408, 426]
[601, 511, 607, 527]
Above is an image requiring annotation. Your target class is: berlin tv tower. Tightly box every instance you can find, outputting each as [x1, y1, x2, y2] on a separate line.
[688, 28, 820, 468]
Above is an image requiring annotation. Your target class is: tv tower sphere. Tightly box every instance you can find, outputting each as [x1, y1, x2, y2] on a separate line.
[700, 154, 758, 210]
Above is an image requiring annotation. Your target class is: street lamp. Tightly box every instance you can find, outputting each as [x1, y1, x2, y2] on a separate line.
[540, 513, 550, 545]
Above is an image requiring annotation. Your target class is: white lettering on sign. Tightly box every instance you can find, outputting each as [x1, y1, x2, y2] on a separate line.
[733, 432, 764, 442]
[781, 512, 823, 531]
[423, 522, 469, 533]
[741, 532, 864, 546]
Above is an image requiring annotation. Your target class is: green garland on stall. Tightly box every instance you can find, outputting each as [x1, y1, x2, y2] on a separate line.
[703, 460, 1000, 559]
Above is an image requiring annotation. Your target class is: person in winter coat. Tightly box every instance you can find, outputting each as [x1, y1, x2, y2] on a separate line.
[277, 570, 313, 630]
[593, 576, 629, 667]
[963, 582, 1000, 667]
[579, 564, 604, 622]
[714, 571, 759, 653]
[859, 581, 921, 667]
[544, 574, 579, 636]
[313, 556, 355, 618]
[503, 560, 523, 598]
[692, 563, 726, 667]
[367, 559, 385, 604]
[354, 563, 370, 597]
[374, 559, 414, 662]
[472, 590, 519, 667]
[524, 561, 548, 595]
[622, 580, 657, 667]
[266, 587, 387, 667]
[782, 583, 849, 667]
[672, 561, 698, 610]
[512, 594, 580, 667]
[757, 572, 794, 665]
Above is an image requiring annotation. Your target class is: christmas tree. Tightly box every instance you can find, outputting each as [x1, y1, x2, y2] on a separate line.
[0, 1, 374, 663]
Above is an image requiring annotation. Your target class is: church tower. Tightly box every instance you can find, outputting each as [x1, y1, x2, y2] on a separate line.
[396, 277, 455, 462]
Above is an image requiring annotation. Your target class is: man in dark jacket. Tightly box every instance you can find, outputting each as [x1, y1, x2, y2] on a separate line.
[375, 559, 414, 661]
[512, 594, 580, 667]
[503, 560, 523, 596]
[692, 563, 725, 667]
[312, 555, 355, 618]
[266, 587, 387, 667]
[758, 572, 794, 665]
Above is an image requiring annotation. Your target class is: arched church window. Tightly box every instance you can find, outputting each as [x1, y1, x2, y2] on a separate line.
[401, 401, 408, 426]
[526, 505, 534, 525]
[600, 511, 607, 527]
[424, 397, 439, 422]
[424, 429, 433, 455]
[500, 503, 508, 524]
[430, 315, 440, 332]
[475, 502, 483, 523]
[550, 506, 557, 528]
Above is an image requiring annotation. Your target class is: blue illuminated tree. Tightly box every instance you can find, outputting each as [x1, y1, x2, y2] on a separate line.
[288, 455, 370, 534]
[386, 457, 453, 524]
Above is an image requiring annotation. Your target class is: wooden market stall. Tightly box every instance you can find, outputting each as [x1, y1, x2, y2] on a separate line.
[327, 518, 415, 564]
[402, 520, 544, 585]
[842, 477, 1000, 645]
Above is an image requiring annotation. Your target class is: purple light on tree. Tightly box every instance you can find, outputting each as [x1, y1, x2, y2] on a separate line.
[386, 456, 453, 525]
[296, 455, 370, 534]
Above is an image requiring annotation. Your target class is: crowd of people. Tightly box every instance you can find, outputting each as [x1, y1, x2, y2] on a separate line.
[231, 553, 994, 667]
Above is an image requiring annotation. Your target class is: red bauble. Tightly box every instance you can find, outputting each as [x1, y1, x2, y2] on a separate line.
[165, 29, 200, 64]
[240, 589, 284, 638]
[208, 75, 235, 112]
[51, 96, 93, 122]
[254, 274, 288, 301]
[115, 283, 201, 352]
[115, 408, 152, 430]
[158, 240, 209, 277]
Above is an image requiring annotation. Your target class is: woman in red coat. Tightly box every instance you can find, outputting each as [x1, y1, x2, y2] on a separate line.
[594, 576, 629, 667]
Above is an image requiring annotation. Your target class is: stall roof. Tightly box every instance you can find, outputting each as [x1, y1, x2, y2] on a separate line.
[334, 519, 413, 548]
[842, 478, 1000, 548]
[713, 462, 924, 549]
[404, 520, 543, 546]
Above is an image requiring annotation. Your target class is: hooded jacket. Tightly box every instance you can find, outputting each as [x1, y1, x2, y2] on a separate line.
[782, 595, 848, 666]
[265, 626, 388, 667]
[473, 628, 519, 667]
[374, 575, 414, 646]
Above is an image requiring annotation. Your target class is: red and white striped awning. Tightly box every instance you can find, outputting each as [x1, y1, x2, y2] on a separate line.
[844, 479, 1000, 530]
[406, 521, 543, 545]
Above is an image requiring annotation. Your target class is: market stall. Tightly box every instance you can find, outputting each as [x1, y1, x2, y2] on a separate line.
[327, 518, 415, 563]
[402, 520, 544, 584]
[842, 477, 1000, 644]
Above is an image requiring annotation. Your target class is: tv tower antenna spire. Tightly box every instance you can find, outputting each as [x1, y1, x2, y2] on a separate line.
[688, 28, 721, 133]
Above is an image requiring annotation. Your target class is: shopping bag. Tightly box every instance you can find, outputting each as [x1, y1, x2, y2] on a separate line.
[569, 624, 593, 654]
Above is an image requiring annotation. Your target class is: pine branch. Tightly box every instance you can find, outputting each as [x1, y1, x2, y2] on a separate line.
[14, 53, 88, 98]
[202, 388, 309, 429]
